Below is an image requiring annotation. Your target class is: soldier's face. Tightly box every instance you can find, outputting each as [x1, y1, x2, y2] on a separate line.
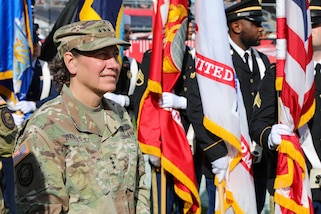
[71, 46, 121, 96]
[312, 23, 321, 50]
[33, 41, 41, 59]
[239, 19, 263, 48]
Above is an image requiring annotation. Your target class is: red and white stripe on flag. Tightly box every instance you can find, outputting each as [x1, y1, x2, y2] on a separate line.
[195, 0, 256, 213]
[274, 0, 315, 213]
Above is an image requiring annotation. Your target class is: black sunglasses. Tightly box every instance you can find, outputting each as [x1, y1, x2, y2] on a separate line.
[245, 18, 262, 27]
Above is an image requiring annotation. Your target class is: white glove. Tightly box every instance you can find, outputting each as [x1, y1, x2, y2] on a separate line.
[158, 92, 187, 109]
[15, 101, 36, 114]
[268, 124, 293, 149]
[12, 113, 25, 128]
[6, 99, 16, 111]
[211, 156, 229, 183]
[149, 155, 161, 168]
[104, 93, 130, 107]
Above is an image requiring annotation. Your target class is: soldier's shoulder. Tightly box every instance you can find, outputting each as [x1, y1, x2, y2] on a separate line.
[27, 96, 66, 126]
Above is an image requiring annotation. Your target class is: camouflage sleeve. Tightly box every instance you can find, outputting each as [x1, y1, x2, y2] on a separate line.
[0, 100, 17, 157]
[135, 147, 150, 214]
[14, 125, 68, 213]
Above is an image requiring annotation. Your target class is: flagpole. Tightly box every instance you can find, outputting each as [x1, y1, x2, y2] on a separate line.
[217, 181, 225, 214]
[161, 166, 166, 214]
[151, 168, 159, 214]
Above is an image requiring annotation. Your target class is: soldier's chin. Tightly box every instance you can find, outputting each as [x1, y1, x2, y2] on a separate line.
[108, 86, 116, 93]
[252, 41, 261, 47]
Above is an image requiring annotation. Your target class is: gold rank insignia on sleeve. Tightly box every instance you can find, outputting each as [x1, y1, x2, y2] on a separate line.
[136, 69, 144, 87]
[190, 72, 196, 79]
[253, 92, 261, 108]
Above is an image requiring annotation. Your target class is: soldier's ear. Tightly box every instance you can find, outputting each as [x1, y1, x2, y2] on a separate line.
[230, 21, 242, 34]
[63, 52, 77, 75]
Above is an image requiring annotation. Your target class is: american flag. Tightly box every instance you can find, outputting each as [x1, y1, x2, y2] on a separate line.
[274, 0, 315, 213]
[13, 142, 30, 166]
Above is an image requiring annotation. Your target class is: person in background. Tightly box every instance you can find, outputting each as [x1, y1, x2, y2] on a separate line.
[33, 23, 45, 44]
[13, 20, 150, 213]
[10, 27, 59, 127]
[250, 1, 321, 213]
[0, 96, 17, 214]
[225, 1, 271, 212]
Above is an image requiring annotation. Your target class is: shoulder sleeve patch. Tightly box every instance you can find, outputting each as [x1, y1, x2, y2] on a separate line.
[0, 107, 15, 131]
[13, 142, 30, 167]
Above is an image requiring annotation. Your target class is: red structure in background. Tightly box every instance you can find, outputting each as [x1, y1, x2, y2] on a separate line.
[124, 39, 276, 64]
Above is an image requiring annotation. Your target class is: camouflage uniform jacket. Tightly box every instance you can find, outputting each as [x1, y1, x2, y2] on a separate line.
[0, 97, 17, 214]
[13, 85, 150, 214]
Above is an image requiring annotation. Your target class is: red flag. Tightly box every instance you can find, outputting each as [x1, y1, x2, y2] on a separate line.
[274, 0, 315, 212]
[137, 0, 201, 213]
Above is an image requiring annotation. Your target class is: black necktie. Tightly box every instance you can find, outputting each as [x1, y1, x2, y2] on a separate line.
[252, 52, 259, 74]
[244, 52, 249, 65]
[316, 63, 321, 73]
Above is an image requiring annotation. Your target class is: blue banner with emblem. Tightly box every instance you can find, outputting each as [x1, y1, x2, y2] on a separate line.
[0, 0, 33, 102]
[0, 1, 15, 101]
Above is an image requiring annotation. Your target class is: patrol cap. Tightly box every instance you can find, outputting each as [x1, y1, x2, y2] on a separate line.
[310, 0, 321, 25]
[54, 20, 131, 58]
[225, 0, 266, 23]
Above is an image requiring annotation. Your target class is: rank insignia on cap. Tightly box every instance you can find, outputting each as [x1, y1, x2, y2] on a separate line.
[13, 142, 30, 167]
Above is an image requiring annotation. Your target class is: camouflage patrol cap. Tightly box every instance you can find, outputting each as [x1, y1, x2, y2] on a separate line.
[54, 20, 131, 58]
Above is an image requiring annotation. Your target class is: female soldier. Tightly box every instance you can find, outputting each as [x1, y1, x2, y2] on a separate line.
[13, 20, 150, 214]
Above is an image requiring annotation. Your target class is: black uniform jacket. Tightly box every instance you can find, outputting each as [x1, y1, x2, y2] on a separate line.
[308, 69, 321, 202]
[250, 65, 278, 179]
[232, 46, 271, 183]
[251, 64, 321, 201]
[231, 46, 271, 123]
